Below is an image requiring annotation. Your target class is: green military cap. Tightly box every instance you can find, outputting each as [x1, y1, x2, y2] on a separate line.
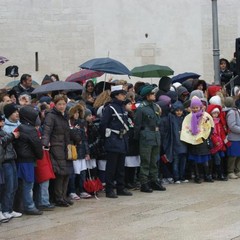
[140, 85, 157, 97]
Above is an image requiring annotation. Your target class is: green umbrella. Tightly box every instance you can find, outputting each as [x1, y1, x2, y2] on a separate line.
[130, 64, 174, 78]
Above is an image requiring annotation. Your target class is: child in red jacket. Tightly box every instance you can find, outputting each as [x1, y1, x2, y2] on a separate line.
[207, 104, 229, 180]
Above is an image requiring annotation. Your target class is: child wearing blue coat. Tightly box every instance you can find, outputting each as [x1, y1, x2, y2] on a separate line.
[169, 101, 188, 183]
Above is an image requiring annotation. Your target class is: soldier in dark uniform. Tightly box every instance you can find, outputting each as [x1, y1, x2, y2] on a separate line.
[100, 85, 132, 198]
[134, 85, 166, 193]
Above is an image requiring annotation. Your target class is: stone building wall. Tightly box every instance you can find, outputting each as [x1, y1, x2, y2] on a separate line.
[0, 0, 239, 88]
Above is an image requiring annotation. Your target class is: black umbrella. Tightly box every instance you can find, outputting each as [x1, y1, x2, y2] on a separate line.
[172, 72, 200, 83]
[32, 81, 83, 94]
[80, 57, 131, 75]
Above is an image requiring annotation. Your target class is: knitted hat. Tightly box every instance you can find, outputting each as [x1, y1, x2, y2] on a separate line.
[224, 97, 234, 108]
[207, 85, 222, 98]
[190, 96, 202, 108]
[209, 95, 221, 106]
[190, 90, 204, 100]
[158, 95, 171, 106]
[4, 104, 18, 119]
[171, 101, 184, 112]
[84, 108, 92, 119]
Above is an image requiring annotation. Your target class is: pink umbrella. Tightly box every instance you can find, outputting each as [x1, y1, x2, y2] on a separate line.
[0, 56, 9, 65]
[65, 69, 104, 83]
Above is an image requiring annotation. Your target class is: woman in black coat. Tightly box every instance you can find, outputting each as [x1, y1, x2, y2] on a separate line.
[15, 106, 43, 215]
[42, 94, 73, 207]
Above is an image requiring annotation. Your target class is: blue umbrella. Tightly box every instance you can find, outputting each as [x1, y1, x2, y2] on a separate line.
[80, 57, 131, 75]
[172, 72, 200, 83]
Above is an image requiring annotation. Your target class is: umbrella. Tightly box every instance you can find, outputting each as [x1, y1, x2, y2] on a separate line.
[172, 72, 200, 83]
[5, 80, 39, 89]
[65, 69, 104, 83]
[80, 57, 131, 75]
[84, 169, 103, 199]
[130, 64, 174, 78]
[0, 56, 9, 65]
[32, 81, 83, 94]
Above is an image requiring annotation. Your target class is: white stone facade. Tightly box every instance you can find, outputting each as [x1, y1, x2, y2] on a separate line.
[0, 0, 239, 87]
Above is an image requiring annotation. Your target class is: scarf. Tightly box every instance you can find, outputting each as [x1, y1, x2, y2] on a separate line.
[191, 110, 203, 135]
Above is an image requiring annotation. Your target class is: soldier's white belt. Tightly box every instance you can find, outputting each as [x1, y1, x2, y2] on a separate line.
[105, 128, 128, 137]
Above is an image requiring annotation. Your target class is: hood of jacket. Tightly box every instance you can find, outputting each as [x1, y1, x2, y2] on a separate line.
[19, 106, 39, 126]
[158, 76, 172, 92]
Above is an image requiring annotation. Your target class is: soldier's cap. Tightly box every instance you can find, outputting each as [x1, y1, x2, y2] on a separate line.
[110, 85, 127, 97]
[140, 85, 158, 97]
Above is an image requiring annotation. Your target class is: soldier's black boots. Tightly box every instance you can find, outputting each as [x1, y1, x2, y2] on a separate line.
[117, 188, 133, 196]
[106, 191, 118, 198]
[140, 183, 153, 193]
[150, 181, 166, 191]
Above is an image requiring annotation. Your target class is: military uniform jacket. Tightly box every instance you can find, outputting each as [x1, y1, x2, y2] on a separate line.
[134, 100, 161, 146]
[100, 99, 129, 154]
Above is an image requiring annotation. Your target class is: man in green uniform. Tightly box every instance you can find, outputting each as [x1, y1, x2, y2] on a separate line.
[134, 85, 166, 193]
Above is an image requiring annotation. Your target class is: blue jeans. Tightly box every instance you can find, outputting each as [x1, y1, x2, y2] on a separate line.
[38, 180, 50, 206]
[22, 180, 37, 211]
[2, 162, 18, 213]
[68, 173, 76, 194]
[173, 153, 187, 181]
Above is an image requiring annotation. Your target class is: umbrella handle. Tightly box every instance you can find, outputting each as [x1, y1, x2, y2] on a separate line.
[87, 168, 92, 180]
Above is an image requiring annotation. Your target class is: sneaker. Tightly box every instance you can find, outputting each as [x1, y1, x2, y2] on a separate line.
[167, 178, 174, 184]
[181, 179, 189, 183]
[2, 212, 13, 220]
[79, 192, 91, 199]
[228, 173, 238, 179]
[174, 180, 181, 184]
[69, 193, 80, 200]
[161, 178, 170, 185]
[0, 212, 9, 223]
[10, 211, 22, 218]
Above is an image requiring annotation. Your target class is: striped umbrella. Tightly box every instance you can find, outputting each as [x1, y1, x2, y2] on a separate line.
[0, 56, 9, 65]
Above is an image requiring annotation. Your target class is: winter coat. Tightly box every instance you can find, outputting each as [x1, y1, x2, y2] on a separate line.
[126, 113, 139, 156]
[15, 106, 43, 163]
[169, 113, 187, 155]
[86, 121, 102, 159]
[134, 100, 161, 147]
[0, 129, 16, 164]
[11, 83, 35, 99]
[69, 119, 89, 159]
[100, 98, 129, 154]
[42, 107, 72, 175]
[210, 118, 227, 154]
[226, 108, 240, 141]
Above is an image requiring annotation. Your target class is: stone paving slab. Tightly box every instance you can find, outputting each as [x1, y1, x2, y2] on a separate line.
[1, 180, 240, 240]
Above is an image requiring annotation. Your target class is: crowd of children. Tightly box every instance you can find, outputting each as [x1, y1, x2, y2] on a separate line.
[0, 69, 240, 223]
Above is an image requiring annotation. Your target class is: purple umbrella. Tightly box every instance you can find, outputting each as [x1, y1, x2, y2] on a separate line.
[0, 56, 9, 65]
[65, 69, 104, 83]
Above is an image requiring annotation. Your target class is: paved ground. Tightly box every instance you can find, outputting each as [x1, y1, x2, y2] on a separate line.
[1, 179, 240, 240]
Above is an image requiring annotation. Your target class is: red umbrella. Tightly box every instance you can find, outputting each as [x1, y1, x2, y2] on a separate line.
[84, 169, 103, 199]
[65, 69, 104, 83]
